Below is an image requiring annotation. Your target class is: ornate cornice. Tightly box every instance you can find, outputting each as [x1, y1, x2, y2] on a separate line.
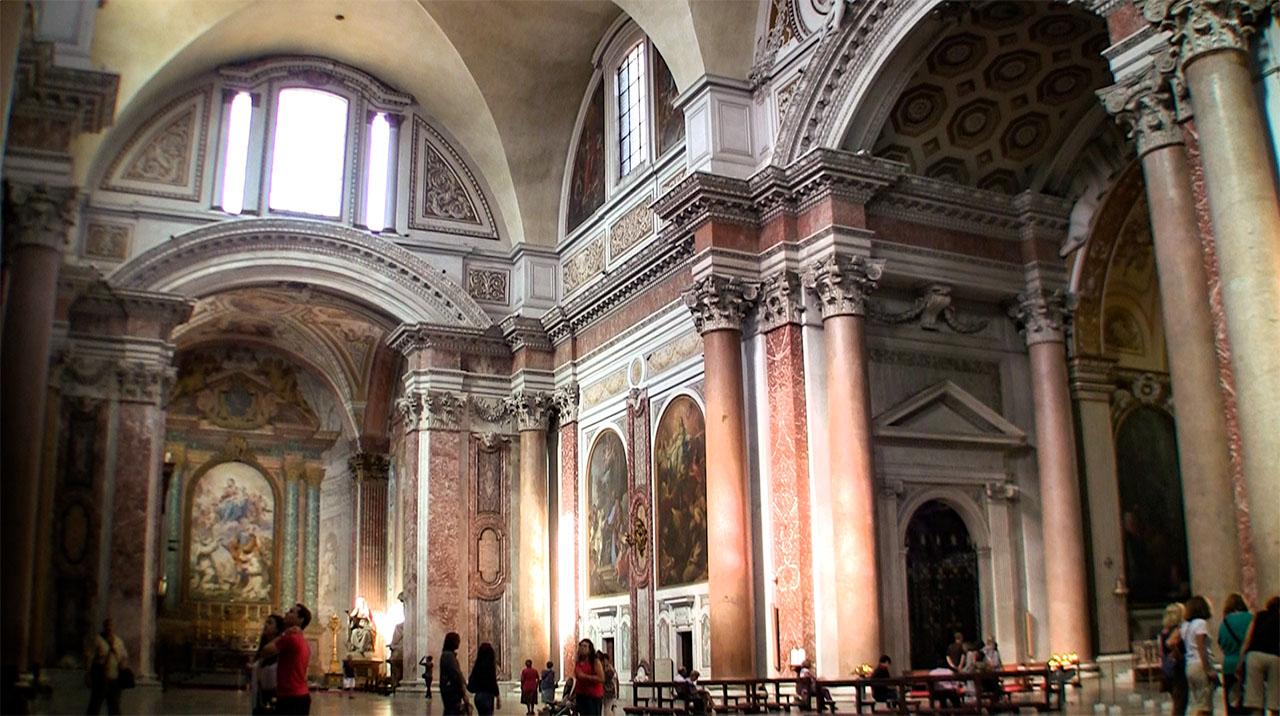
[52, 352, 175, 405]
[506, 390, 554, 432]
[1098, 57, 1184, 157]
[71, 283, 195, 338]
[1069, 355, 1119, 401]
[1008, 289, 1076, 346]
[802, 254, 885, 319]
[755, 269, 805, 333]
[9, 35, 119, 153]
[500, 315, 553, 354]
[868, 174, 1073, 243]
[4, 183, 78, 251]
[682, 275, 761, 334]
[1138, 0, 1270, 64]
[349, 452, 391, 482]
[388, 322, 511, 359]
[652, 172, 756, 237]
[868, 283, 987, 334]
[553, 382, 581, 425]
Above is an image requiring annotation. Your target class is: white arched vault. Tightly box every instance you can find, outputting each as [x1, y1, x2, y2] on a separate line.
[110, 217, 493, 329]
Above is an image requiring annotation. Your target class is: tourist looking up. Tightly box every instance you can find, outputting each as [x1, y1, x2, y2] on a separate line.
[249, 613, 284, 715]
[259, 603, 312, 715]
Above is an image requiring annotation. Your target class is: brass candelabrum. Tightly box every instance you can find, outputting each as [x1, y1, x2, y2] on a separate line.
[328, 612, 341, 674]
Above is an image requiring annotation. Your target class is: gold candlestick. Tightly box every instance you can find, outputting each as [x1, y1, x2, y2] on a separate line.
[328, 612, 341, 674]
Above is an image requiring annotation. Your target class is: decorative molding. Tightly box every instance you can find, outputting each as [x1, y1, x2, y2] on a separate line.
[1111, 370, 1175, 421]
[465, 267, 509, 304]
[872, 379, 1027, 449]
[505, 391, 554, 432]
[1097, 56, 1184, 158]
[868, 283, 988, 334]
[869, 173, 1073, 242]
[421, 390, 465, 431]
[8, 33, 119, 153]
[1069, 355, 1119, 401]
[219, 55, 414, 110]
[609, 197, 655, 260]
[100, 85, 211, 201]
[389, 322, 510, 359]
[52, 352, 176, 405]
[4, 183, 78, 251]
[408, 116, 499, 239]
[82, 221, 132, 261]
[1137, 0, 1270, 64]
[582, 368, 629, 408]
[1008, 289, 1076, 346]
[563, 238, 606, 295]
[396, 391, 423, 432]
[682, 275, 761, 334]
[645, 332, 703, 378]
[349, 452, 391, 482]
[755, 269, 805, 332]
[470, 395, 512, 425]
[499, 315, 553, 354]
[802, 254, 884, 318]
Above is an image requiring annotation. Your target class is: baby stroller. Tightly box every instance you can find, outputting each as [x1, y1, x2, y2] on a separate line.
[540, 696, 579, 716]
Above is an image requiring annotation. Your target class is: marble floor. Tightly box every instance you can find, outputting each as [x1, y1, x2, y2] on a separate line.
[27, 671, 1191, 716]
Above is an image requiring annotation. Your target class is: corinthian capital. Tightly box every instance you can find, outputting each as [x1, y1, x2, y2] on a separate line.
[802, 254, 885, 318]
[421, 390, 464, 431]
[349, 452, 390, 482]
[1097, 60, 1184, 157]
[682, 275, 760, 334]
[396, 391, 424, 432]
[1008, 290, 1077, 346]
[4, 183, 78, 251]
[553, 383, 581, 425]
[756, 270, 805, 332]
[506, 391, 554, 432]
[1138, 0, 1269, 63]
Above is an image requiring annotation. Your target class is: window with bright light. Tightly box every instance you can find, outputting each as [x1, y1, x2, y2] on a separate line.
[617, 42, 647, 178]
[364, 112, 391, 232]
[268, 88, 349, 217]
[219, 91, 252, 215]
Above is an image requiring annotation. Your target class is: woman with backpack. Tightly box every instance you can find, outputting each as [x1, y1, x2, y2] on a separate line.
[1160, 602, 1189, 716]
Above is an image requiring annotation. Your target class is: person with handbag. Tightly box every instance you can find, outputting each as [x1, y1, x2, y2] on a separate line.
[1219, 594, 1254, 716]
[85, 618, 129, 715]
[1160, 603, 1189, 716]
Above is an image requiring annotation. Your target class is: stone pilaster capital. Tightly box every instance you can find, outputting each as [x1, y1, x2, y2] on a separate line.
[755, 270, 805, 333]
[349, 452, 390, 482]
[1097, 59, 1184, 157]
[117, 360, 176, 405]
[802, 254, 885, 319]
[303, 465, 326, 489]
[1138, 0, 1270, 64]
[421, 390, 465, 431]
[52, 352, 175, 405]
[1008, 289, 1076, 346]
[506, 390, 554, 432]
[396, 391, 424, 432]
[682, 275, 761, 334]
[4, 183, 78, 251]
[552, 382, 581, 425]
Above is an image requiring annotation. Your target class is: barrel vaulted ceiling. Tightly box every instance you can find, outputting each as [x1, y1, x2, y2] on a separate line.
[76, 0, 760, 246]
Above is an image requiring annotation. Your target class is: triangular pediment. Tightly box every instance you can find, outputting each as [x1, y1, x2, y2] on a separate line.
[873, 380, 1026, 448]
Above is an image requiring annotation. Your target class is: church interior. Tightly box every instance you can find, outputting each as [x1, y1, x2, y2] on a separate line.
[2, 0, 1278, 707]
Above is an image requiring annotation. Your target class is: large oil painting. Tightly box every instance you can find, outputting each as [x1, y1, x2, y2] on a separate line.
[567, 81, 605, 233]
[588, 430, 629, 596]
[653, 48, 685, 157]
[187, 461, 275, 602]
[1115, 407, 1190, 607]
[655, 395, 707, 587]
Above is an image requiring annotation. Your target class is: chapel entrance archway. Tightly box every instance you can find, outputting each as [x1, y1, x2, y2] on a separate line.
[905, 500, 980, 670]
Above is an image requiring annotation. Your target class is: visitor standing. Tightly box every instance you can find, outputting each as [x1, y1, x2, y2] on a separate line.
[249, 614, 284, 715]
[1160, 602, 1189, 716]
[342, 654, 356, 699]
[521, 659, 540, 714]
[1238, 595, 1279, 716]
[601, 653, 619, 715]
[85, 618, 128, 715]
[421, 655, 434, 700]
[1220, 593, 1253, 715]
[1182, 596, 1218, 716]
[539, 661, 557, 704]
[946, 632, 965, 671]
[571, 639, 606, 716]
[439, 633, 469, 715]
[467, 642, 501, 716]
[259, 603, 312, 715]
[982, 638, 1002, 670]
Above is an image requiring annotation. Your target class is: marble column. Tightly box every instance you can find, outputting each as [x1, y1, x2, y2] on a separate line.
[394, 392, 426, 690]
[1011, 291, 1090, 658]
[282, 471, 300, 607]
[508, 391, 554, 666]
[1, 183, 76, 674]
[682, 275, 759, 677]
[758, 271, 816, 671]
[553, 385, 581, 672]
[422, 392, 468, 663]
[1068, 356, 1129, 654]
[304, 466, 323, 610]
[1142, 0, 1280, 596]
[1099, 67, 1243, 599]
[802, 254, 884, 672]
[351, 452, 391, 612]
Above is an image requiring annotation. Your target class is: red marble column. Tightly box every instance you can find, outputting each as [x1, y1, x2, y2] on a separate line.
[510, 391, 554, 666]
[1011, 291, 1090, 657]
[1, 184, 76, 674]
[803, 255, 884, 672]
[683, 275, 758, 677]
[351, 453, 391, 613]
[555, 385, 581, 672]
[758, 271, 816, 670]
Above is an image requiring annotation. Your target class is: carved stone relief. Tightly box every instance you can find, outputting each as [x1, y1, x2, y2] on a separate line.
[101, 86, 211, 201]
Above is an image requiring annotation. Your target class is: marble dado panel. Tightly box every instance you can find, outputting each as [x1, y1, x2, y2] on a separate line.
[582, 367, 629, 408]
[867, 347, 1002, 418]
[564, 238, 605, 296]
[609, 199, 655, 260]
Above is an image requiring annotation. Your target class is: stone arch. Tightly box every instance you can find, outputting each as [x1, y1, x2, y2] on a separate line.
[110, 217, 494, 329]
[896, 487, 991, 552]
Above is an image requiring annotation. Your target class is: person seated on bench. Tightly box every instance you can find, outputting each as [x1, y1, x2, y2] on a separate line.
[927, 663, 962, 709]
[674, 667, 699, 711]
[796, 661, 837, 712]
[871, 655, 898, 708]
[687, 670, 717, 713]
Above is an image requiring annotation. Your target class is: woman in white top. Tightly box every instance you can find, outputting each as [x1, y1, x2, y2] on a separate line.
[249, 614, 284, 715]
[1182, 595, 1219, 715]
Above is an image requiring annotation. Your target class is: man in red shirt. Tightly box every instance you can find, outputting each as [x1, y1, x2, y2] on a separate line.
[261, 603, 312, 714]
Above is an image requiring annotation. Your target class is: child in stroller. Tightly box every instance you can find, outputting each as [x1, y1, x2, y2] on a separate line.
[540, 677, 578, 716]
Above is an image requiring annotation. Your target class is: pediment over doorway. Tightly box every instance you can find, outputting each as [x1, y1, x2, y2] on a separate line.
[873, 380, 1025, 450]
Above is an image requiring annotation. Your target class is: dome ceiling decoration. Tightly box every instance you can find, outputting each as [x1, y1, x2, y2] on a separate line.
[872, 1, 1110, 195]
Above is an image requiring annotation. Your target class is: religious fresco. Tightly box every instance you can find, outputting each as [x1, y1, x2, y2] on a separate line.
[187, 461, 275, 602]
[653, 48, 685, 157]
[567, 81, 606, 233]
[588, 430, 629, 596]
[654, 396, 708, 587]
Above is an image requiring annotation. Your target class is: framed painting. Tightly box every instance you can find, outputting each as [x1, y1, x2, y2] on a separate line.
[588, 430, 629, 596]
[186, 461, 277, 602]
[654, 395, 707, 587]
[567, 80, 606, 233]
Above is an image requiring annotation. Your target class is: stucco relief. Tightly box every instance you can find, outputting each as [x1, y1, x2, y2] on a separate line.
[83, 222, 132, 261]
[564, 239, 605, 296]
[466, 268, 509, 304]
[101, 85, 211, 201]
[609, 199, 654, 260]
[408, 116, 499, 239]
